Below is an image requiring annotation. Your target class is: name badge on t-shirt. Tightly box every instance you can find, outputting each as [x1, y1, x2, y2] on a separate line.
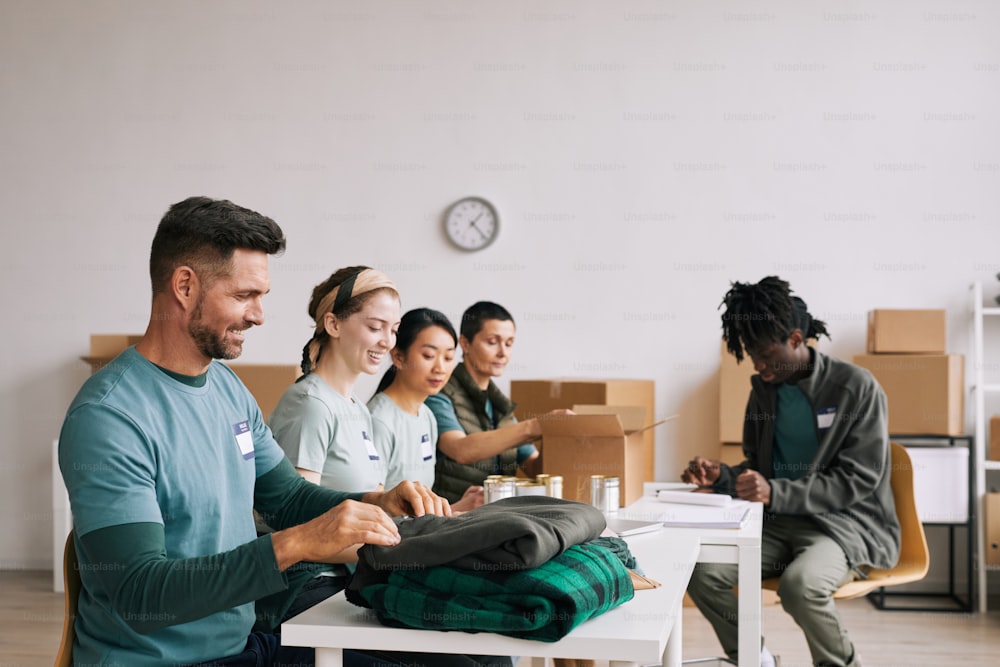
[362, 430, 379, 461]
[232, 420, 255, 460]
[816, 406, 837, 430]
[420, 433, 434, 461]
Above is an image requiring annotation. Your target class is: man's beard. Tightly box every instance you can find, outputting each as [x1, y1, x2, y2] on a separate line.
[188, 298, 245, 360]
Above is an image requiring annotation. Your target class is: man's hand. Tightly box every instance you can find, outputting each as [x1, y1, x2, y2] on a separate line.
[271, 499, 399, 571]
[735, 469, 771, 505]
[363, 480, 452, 518]
[681, 456, 721, 486]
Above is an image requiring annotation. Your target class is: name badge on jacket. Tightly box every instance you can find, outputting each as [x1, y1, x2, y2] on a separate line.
[816, 406, 837, 430]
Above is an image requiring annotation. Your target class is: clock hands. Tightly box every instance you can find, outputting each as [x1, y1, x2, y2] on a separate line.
[467, 210, 489, 239]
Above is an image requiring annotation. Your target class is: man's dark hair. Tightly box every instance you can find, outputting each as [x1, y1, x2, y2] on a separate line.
[149, 196, 286, 294]
[460, 301, 514, 341]
[720, 275, 830, 363]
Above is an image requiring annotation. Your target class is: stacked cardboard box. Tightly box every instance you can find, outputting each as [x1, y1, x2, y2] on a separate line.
[718, 340, 755, 463]
[987, 493, 1000, 567]
[991, 415, 1000, 461]
[853, 309, 963, 436]
[510, 379, 656, 506]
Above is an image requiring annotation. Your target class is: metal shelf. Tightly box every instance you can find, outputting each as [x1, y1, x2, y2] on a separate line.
[971, 281, 1000, 612]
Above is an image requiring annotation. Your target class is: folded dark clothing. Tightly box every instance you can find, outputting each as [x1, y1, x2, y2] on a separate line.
[347, 496, 606, 597]
[351, 540, 634, 642]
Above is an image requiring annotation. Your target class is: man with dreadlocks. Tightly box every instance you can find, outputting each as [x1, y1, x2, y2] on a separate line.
[683, 276, 899, 667]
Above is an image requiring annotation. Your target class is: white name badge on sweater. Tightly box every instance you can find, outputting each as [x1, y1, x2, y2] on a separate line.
[420, 433, 434, 461]
[816, 407, 837, 430]
[362, 430, 379, 461]
[232, 420, 255, 460]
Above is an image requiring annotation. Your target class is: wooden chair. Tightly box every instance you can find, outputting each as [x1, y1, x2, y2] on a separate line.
[54, 531, 80, 667]
[762, 442, 929, 602]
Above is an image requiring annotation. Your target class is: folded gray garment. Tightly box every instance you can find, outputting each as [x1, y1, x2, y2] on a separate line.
[348, 496, 606, 593]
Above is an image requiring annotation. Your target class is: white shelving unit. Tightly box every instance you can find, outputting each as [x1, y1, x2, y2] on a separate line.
[971, 281, 1000, 612]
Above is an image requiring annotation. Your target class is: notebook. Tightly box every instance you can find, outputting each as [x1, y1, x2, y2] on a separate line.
[656, 489, 735, 506]
[604, 516, 665, 537]
[655, 501, 752, 529]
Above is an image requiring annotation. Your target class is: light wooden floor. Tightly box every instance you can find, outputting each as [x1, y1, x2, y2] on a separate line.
[3, 569, 1000, 667]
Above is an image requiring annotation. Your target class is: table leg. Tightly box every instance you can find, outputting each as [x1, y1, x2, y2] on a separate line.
[737, 544, 762, 667]
[315, 647, 344, 667]
[664, 596, 682, 667]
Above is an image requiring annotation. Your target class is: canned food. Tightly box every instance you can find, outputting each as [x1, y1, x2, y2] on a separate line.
[515, 481, 547, 496]
[484, 477, 516, 503]
[590, 475, 606, 509]
[590, 474, 619, 513]
[545, 475, 563, 499]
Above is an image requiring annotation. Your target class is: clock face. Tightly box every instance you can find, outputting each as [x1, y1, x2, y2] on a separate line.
[443, 197, 499, 251]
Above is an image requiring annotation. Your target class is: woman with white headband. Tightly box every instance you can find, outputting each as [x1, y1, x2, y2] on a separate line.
[270, 266, 445, 503]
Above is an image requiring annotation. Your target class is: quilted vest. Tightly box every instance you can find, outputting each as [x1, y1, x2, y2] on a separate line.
[433, 362, 519, 502]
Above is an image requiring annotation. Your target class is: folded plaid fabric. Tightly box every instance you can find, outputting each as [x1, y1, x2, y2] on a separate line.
[351, 540, 634, 642]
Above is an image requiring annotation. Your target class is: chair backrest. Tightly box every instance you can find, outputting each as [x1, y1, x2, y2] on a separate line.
[887, 442, 930, 578]
[54, 531, 79, 667]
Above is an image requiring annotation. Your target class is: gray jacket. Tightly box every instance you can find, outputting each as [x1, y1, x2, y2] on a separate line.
[715, 348, 901, 570]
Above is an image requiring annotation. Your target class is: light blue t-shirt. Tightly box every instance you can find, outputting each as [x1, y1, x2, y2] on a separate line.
[58, 347, 285, 667]
[773, 382, 820, 480]
[424, 393, 537, 464]
[367, 392, 437, 488]
[269, 373, 385, 492]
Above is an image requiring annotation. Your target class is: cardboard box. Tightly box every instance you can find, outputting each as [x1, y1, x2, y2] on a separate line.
[82, 334, 144, 371]
[537, 408, 669, 507]
[719, 341, 755, 443]
[853, 354, 964, 436]
[226, 364, 300, 420]
[986, 493, 1000, 567]
[80, 336, 298, 418]
[511, 378, 656, 481]
[867, 309, 946, 354]
[89, 334, 144, 357]
[991, 415, 1000, 461]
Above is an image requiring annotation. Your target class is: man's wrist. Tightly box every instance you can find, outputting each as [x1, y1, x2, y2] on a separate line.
[270, 527, 303, 572]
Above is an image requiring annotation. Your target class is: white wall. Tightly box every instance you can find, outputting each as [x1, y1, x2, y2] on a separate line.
[2, 0, 999, 569]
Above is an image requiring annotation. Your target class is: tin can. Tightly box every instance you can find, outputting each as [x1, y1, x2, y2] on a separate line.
[515, 481, 547, 497]
[534, 473, 551, 490]
[604, 476, 620, 513]
[590, 474, 619, 513]
[484, 477, 516, 503]
[545, 475, 563, 499]
[590, 475, 606, 510]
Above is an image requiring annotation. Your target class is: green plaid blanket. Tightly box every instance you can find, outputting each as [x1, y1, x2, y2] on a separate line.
[352, 540, 634, 642]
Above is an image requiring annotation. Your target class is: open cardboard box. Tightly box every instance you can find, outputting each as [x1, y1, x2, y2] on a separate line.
[538, 405, 673, 506]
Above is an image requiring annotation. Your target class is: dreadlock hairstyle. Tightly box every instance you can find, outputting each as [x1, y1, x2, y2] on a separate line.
[298, 266, 398, 379]
[720, 276, 830, 363]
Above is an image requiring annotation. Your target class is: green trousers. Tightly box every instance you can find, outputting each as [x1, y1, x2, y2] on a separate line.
[686, 515, 860, 667]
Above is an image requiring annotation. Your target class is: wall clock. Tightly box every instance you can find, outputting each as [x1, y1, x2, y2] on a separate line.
[443, 196, 499, 251]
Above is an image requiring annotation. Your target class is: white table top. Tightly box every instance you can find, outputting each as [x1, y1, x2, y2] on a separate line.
[282, 530, 701, 663]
